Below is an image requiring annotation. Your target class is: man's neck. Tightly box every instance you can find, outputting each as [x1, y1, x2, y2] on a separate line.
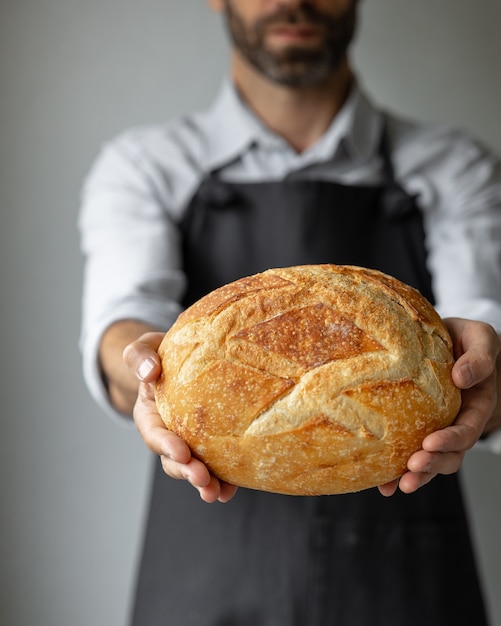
[231, 53, 353, 153]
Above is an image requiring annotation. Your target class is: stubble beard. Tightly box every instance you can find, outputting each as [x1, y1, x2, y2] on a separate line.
[222, 1, 358, 88]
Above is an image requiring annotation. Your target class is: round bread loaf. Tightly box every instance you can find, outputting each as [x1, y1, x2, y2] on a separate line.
[155, 264, 461, 495]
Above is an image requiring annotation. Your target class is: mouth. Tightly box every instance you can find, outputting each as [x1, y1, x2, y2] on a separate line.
[266, 23, 324, 45]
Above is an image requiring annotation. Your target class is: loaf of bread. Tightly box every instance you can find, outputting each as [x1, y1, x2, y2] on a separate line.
[155, 264, 461, 495]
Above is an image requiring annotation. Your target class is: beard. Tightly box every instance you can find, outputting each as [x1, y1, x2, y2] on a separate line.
[222, 1, 359, 88]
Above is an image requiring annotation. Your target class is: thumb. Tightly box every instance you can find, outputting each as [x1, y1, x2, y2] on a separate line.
[123, 331, 165, 382]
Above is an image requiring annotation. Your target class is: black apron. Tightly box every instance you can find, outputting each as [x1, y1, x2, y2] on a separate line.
[130, 131, 488, 626]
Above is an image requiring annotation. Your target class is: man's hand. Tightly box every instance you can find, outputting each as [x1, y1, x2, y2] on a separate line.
[379, 317, 501, 497]
[123, 332, 238, 504]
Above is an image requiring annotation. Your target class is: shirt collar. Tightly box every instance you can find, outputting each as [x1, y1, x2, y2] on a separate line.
[199, 76, 385, 172]
[199, 78, 262, 172]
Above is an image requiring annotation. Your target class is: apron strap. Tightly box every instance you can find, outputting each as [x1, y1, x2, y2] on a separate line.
[379, 120, 420, 218]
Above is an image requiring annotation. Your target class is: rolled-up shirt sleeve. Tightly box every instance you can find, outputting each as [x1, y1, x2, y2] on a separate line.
[78, 132, 187, 420]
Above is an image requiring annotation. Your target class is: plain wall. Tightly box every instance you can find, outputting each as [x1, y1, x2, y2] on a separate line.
[1, 1, 500, 625]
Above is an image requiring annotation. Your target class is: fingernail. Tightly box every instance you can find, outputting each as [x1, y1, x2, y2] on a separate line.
[137, 357, 156, 381]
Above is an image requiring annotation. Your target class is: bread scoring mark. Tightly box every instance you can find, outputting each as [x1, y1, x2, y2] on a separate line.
[245, 387, 388, 440]
[239, 414, 392, 494]
[233, 303, 384, 370]
[346, 265, 431, 321]
[178, 273, 293, 325]
[414, 358, 444, 406]
[169, 359, 294, 436]
[343, 379, 438, 438]
[418, 327, 456, 364]
[227, 337, 306, 381]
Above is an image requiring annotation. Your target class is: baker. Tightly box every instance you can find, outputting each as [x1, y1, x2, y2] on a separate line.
[79, 1, 501, 624]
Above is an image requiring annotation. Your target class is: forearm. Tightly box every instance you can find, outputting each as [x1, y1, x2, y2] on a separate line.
[99, 319, 160, 416]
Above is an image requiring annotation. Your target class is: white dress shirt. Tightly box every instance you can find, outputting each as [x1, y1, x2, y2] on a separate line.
[79, 78, 501, 451]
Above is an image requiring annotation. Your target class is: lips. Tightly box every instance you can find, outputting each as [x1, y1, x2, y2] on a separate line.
[267, 23, 324, 43]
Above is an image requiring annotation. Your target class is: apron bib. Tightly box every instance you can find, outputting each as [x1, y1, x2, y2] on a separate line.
[130, 131, 487, 626]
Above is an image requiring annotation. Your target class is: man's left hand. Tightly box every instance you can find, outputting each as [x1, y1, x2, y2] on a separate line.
[379, 317, 500, 496]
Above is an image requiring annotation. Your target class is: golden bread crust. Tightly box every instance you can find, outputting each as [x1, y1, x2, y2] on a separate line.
[155, 265, 461, 495]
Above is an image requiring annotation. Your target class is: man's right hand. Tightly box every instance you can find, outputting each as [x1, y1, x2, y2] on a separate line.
[123, 332, 238, 503]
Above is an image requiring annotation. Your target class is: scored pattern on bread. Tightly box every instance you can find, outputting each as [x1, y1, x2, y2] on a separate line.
[233, 303, 384, 369]
[155, 265, 461, 495]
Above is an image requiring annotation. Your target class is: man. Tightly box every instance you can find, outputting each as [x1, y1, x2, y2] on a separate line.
[80, 1, 501, 624]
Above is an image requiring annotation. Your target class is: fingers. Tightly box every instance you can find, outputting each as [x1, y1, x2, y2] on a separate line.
[159, 454, 238, 503]
[134, 389, 235, 502]
[445, 318, 500, 389]
[133, 383, 192, 464]
[397, 470, 437, 494]
[218, 481, 239, 503]
[160, 455, 211, 492]
[379, 319, 500, 497]
[394, 383, 493, 496]
[379, 449, 464, 496]
[424, 320, 498, 455]
[407, 448, 465, 476]
[199, 478, 238, 503]
[378, 472, 436, 496]
[160, 467, 238, 504]
[130, 359, 239, 503]
[427, 373, 497, 451]
[123, 331, 166, 382]
[377, 479, 399, 497]
[391, 398, 488, 497]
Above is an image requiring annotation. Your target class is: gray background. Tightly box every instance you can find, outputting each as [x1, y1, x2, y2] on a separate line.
[1, 1, 500, 624]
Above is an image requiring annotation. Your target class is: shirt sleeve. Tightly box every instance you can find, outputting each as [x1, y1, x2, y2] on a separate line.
[420, 129, 501, 453]
[78, 132, 186, 421]
[422, 128, 501, 333]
